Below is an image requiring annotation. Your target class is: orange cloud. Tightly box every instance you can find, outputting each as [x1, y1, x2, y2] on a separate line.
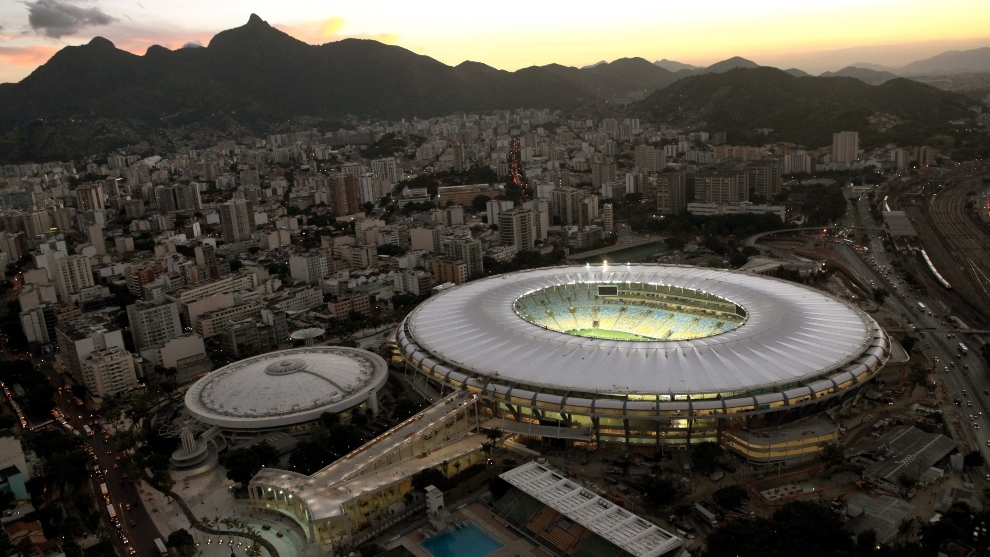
[0, 45, 60, 66]
[276, 17, 399, 46]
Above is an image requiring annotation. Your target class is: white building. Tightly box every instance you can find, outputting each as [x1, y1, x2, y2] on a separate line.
[54, 255, 94, 303]
[126, 299, 183, 352]
[832, 131, 860, 164]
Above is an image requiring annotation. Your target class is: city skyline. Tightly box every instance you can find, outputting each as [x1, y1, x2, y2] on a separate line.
[0, 0, 989, 83]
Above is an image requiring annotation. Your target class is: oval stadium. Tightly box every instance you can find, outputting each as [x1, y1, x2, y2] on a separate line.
[397, 264, 890, 449]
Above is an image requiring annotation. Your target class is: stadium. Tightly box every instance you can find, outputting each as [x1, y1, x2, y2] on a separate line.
[397, 264, 890, 447]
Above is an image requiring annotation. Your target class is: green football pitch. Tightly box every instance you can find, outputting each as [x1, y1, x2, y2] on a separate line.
[566, 328, 656, 341]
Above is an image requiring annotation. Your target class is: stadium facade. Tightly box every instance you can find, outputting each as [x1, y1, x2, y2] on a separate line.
[397, 264, 890, 448]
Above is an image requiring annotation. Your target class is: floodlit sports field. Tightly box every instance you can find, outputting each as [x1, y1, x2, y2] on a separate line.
[566, 328, 652, 341]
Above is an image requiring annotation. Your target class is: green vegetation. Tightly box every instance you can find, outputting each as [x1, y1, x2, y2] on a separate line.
[635, 67, 972, 150]
[690, 441, 723, 475]
[483, 248, 567, 276]
[220, 441, 280, 485]
[712, 485, 749, 510]
[702, 501, 851, 557]
[167, 529, 197, 557]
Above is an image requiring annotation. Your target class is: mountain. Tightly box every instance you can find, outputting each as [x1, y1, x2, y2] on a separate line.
[820, 66, 899, 85]
[0, 15, 675, 141]
[654, 59, 698, 72]
[700, 56, 760, 74]
[784, 68, 811, 77]
[897, 47, 990, 75]
[633, 67, 972, 148]
[852, 62, 897, 72]
[581, 60, 607, 69]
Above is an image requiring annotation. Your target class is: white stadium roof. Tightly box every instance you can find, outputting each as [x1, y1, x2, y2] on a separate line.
[185, 347, 388, 430]
[403, 265, 884, 397]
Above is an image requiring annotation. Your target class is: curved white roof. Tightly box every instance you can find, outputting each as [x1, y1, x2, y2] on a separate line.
[185, 347, 388, 429]
[404, 265, 880, 396]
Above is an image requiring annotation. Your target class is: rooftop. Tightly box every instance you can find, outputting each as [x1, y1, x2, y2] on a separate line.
[862, 425, 957, 483]
[184, 347, 388, 430]
[500, 461, 682, 557]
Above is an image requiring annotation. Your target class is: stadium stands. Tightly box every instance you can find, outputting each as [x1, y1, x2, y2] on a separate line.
[513, 283, 743, 341]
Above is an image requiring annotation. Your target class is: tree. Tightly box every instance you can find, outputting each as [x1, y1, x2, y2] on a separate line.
[704, 501, 853, 557]
[411, 468, 449, 492]
[485, 428, 504, 451]
[963, 450, 984, 468]
[471, 195, 492, 213]
[167, 529, 196, 557]
[220, 442, 280, 485]
[855, 529, 878, 556]
[640, 475, 679, 510]
[712, 485, 749, 510]
[872, 287, 889, 305]
[818, 441, 845, 469]
[690, 442, 722, 475]
[899, 335, 917, 353]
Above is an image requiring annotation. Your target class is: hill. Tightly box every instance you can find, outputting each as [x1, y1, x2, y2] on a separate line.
[897, 46, 990, 75]
[0, 15, 680, 141]
[654, 59, 698, 72]
[820, 66, 899, 85]
[632, 67, 972, 148]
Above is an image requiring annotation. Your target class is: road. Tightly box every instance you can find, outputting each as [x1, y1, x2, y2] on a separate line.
[829, 192, 990, 462]
[53, 389, 163, 557]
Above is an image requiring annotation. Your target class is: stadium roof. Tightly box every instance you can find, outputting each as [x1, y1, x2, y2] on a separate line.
[501, 461, 683, 557]
[185, 347, 388, 430]
[403, 265, 883, 396]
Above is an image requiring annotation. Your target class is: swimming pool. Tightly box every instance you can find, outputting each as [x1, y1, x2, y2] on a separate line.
[421, 521, 503, 557]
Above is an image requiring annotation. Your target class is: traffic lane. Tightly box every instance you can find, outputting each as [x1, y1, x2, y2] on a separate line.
[68, 407, 161, 557]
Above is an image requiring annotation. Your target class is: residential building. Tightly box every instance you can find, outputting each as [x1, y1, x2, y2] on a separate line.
[656, 173, 687, 214]
[54, 255, 94, 303]
[432, 258, 468, 285]
[590, 160, 617, 189]
[498, 208, 535, 251]
[442, 238, 484, 278]
[747, 159, 783, 199]
[370, 158, 399, 185]
[634, 145, 665, 172]
[601, 203, 614, 234]
[486, 200, 513, 226]
[83, 347, 139, 397]
[409, 227, 441, 253]
[832, 131, 859, 164]
[289, 252, 330, 284]
[55, 316, 129, 397]
[219, 198, 256, 242]
[326, 293, 372, 319]
[686, 202, 786, 221]
[126, 299, 183, 352]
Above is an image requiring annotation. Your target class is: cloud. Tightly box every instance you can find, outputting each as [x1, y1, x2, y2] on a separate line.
[275, 17, 400, 46]
[181, 40, 202, 48]
[0, 45, 60, 66]
[27, 0, 117, 38]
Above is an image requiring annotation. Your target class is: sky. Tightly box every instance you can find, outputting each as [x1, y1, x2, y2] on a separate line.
[1, 0, 989, 84]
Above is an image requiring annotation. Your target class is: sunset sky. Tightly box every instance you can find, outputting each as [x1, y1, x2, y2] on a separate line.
[1, 0, 988, 84]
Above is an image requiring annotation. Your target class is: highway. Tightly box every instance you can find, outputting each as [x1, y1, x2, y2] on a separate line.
[832, 190, 990, 462]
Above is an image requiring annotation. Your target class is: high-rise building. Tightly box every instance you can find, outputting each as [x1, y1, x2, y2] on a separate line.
[590, 161, 617, 189]
[656, 173, 687, 215]
[695, 171, 747, 205]
[83, 347, 139, 397]
[126, 299, 183, 352]
[634, 145, 665, 172]
[443, 238, 484, 278]
[289, 252, 330, 284]
[155, 184, 203, 213]
[747, 159, 783, 199]
[784, 152, 813, 174]
[22, 210, 52, 245]
[219, 199, 255, 242]
[54, 255, 94, 302]
[498, 208, 535, 251]
[521, 199, 549, 242]
[601, 204, 614, 234]
[75, 184, 104, 212]
[56, 316, 130, 397]
[486, 199, 513, 225]
[832, 131, 859, 164]
[330, 174, 361, 216]
[370, 158, 399, 185]
[87, 224, 106, 255]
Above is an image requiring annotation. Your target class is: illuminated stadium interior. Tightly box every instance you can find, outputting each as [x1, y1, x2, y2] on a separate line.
[513, 282, 747, 341]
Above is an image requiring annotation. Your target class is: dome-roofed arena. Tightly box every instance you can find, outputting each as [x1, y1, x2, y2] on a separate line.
[397, 264, 890, 447]
[184, 346, 388, 435]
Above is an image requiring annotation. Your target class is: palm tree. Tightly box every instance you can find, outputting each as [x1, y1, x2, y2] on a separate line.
[481, 441, 494, 457]
[485, 428, 504, 451]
